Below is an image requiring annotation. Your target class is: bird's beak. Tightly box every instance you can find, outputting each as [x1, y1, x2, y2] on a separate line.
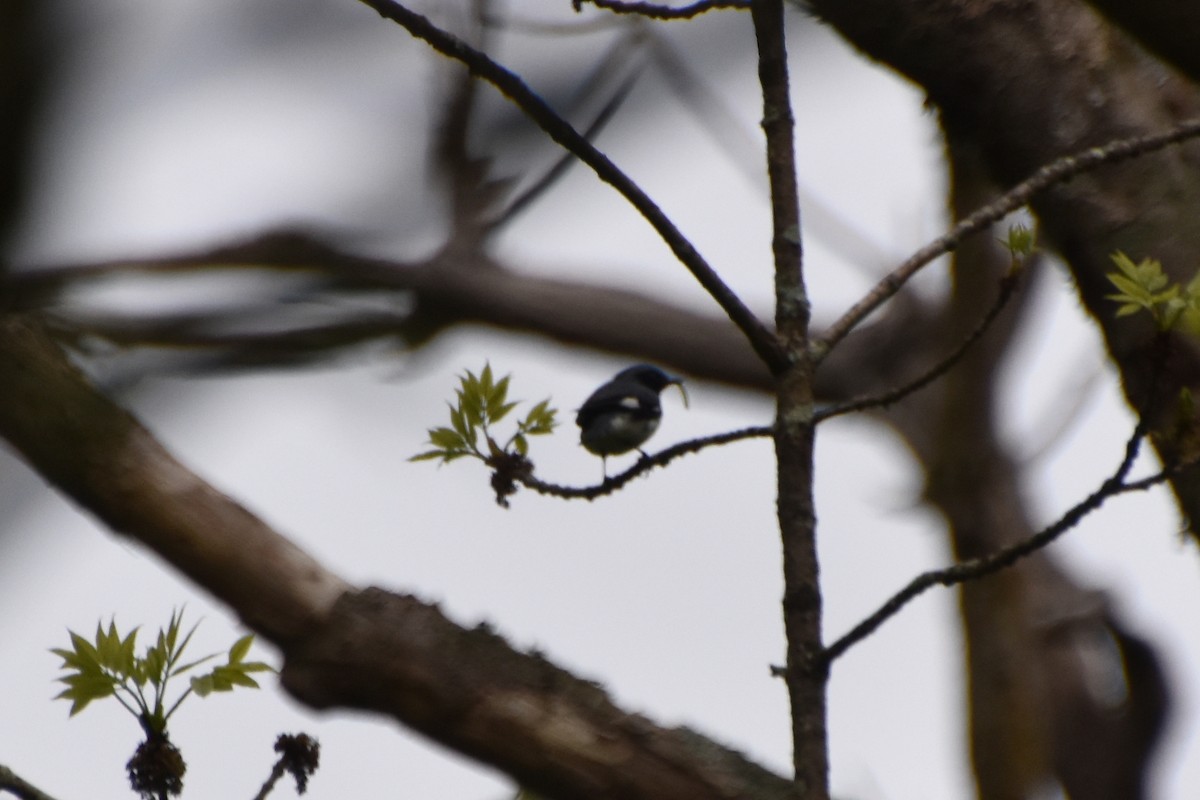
[668, 378, 689, 409]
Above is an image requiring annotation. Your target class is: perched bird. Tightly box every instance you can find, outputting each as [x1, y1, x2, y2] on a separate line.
[576, 364, 687, 478]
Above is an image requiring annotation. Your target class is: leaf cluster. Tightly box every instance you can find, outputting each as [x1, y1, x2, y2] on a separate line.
[1000, 222, 1036, 265]
[1106, 251, 1200, 334]
[51, 608, 273, 734]
[411, 363, 557, 465]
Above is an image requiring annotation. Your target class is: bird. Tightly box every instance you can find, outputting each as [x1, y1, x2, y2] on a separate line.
[576, 364, 686, 478]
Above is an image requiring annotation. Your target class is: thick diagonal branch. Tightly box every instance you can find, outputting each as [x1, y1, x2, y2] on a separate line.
[0, 314, 796, 800]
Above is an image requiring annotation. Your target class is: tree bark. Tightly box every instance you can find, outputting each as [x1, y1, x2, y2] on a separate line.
[0, 313, 798, 800]
[808, 0, 1200, 545]
[1082, 0, 1200, 83]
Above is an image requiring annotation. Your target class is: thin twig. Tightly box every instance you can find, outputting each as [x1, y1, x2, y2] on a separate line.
[357, 0, 785, 371]
[573, 0, 749, 19]
[813, 118, 1200, 359]
[647, 31, 897, 272]
[487, 32, 646, 231]
[252, 760, 288, 800]
[821, 420, 1172, 665]
[815, 267, 1024, 422]
[518, 425, 772, 500]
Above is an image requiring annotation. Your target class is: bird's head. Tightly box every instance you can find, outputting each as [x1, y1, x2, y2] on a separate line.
[611, 365, 689, 406]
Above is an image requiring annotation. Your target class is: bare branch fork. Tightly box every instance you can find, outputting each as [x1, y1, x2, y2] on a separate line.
[354, 0, 786, 372]
[813, 117, 1200, 358]
[511, 250, 1012, 498]
[815, 261, 1027, 422]
[511, 240, 1007, 500]
[820, 419, 1187, 664]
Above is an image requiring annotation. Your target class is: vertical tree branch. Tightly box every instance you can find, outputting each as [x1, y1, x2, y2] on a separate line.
[750, 2, 827, 797]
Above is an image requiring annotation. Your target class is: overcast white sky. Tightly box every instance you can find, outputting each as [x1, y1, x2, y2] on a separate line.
[1, 2, 1197, 799]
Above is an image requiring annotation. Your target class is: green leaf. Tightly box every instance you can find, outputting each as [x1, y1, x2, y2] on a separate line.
[449, 402, 469, 439]
[214, 665, 261, 689]
[1109, 251, 1131, 275]
[428, 426, 466, 451]
[170, 618, 203, 671]
[1182, 306, 1200, 338]
[522, 399, 557, 434]
[95, 621, 118, 671]
[1002, 223, 1035, 257]
[1106, 251, 1181, 329]
[164, 609, 183, 653]
[1162, 296, 1188, 328]
[461, 384, 484, 428]
[1117, 252, 1169, 291]
[169, 651, 220, 678]
[51, 642, 99, 674]
[486, 374, 512, 420]
[228, 672, 261, 689]
[492, 400, 519, 423]
[415, 365, 560, 467]
[143, 634, 168, 684]
[190, 674, 215, 698]
[50, 647, 82, 671]
[461, 368, 481, 405]
[1184, 270, 1200, 297]
[66, 630, 101, 672]
[237, 661, 275, 674]
[523, 399, 547, 422]
[55, 671, 118, 693]
[119, 627, 139, 676]
[409, 450, 449, 462]
[228, 634, 254, 664]
[1106, 273, 1150, 302]
[54, 673, 119, 716]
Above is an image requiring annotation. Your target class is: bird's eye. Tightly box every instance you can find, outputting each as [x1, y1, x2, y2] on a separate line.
[618, 396, 640, 409]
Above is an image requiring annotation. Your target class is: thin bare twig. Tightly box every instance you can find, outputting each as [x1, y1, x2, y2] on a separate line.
[574, 0, 748, 19]
[815, 266, 1024, 422]
[356, 0, 785, 371]
[821, 420, 1173, 665]
[813, 118, 1200, 359]
[252, 760, 288, 800]
[647, 31, 897, 272]
[488, 29, 647, 231]
[517, 425, 772, 501]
